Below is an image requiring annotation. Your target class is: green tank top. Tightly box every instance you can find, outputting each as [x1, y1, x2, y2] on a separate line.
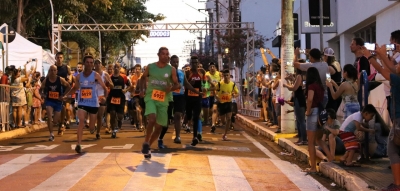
[145, 63, 173, 106]
[203, 81, 210, 97]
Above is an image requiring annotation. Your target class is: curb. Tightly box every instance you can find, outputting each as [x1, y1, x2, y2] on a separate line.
[0, 123, 47, 141]
[236, 114, 371, 191]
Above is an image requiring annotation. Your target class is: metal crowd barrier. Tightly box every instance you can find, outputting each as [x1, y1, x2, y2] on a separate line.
[358, 70, 370, 159]
[0, 84, 10, 132]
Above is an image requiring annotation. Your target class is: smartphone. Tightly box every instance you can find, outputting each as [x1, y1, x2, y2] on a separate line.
[326, 72, 331, 82]
[302, 81, 306, 86]
[386, 44, 396, 51]
[32, 58, 36, 61]
[264, 74, 269, 80]
[364, 43, 376, 51]
[299, 49, 306, 54]
[272, 73, 277, 79]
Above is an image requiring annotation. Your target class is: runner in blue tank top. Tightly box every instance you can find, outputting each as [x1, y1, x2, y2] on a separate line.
[63, 55, 108, 153]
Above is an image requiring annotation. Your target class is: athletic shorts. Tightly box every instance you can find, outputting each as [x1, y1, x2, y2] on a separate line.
[173, 95, 185, 113]
[106, 97, 125, 114]
[127, 99, 135, 110]
[45, 100, 62, 112]
[218, 102, 232, 116]
[209, 96, 215, 109]
[77, 105, 99, 114]
[144, 100, 168, 127]
[202, 97, 210, 108]
[133, 95, 145, 111]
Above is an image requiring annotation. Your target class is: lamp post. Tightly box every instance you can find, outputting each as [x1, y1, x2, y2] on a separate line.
[49, 0, 55, 53]
[83, 14, 102, 60]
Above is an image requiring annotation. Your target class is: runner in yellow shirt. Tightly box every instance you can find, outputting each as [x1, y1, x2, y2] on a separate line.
[216, 69, 239, 140]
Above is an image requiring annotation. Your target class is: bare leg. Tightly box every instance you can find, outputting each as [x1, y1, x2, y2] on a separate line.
[306, 130, 317, 172]
[328, 134, 337, 160]
[77, 109, 86, 145]
[174, 112, 182, 138]
[223, 112, 232, 137]
[149, 123, 162, 146]
[17, 106, 23, 126]
[46, 106, 54, 134]
[144, 113, 156, 143]
[211, 104, 218, 126]
[96, 106, 106, 134]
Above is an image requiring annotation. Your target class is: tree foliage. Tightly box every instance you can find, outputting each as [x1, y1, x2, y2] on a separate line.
[0, 0, 165, 63]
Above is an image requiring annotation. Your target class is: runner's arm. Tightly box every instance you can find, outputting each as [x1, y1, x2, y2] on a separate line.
[64, 74, 80, 98]
[105, 74, 114, 89]
[170, 67, 180, 91]
[139, 67, 149, 95]
[232, 83, 239, 98]
[60, 78, 71, 97]
[95, 73, 108, 98]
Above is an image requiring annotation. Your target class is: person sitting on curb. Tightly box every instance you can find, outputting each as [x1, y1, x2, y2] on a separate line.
[316, 109, 346, 162]
[338, 104, 376, 167]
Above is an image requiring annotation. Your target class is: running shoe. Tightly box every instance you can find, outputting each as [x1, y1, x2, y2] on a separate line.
[75, 144, 82, 154]
[197, 134, 203, 142]
[191, 138, 199, 146]
[173, 137, 181, 144]
[65, 122, 70, 129]
[141, 142, 150, 154]
[111, 130, 117, 138]
[96, 133, 101, 140]
[49, 135, 55, 141]
[222, 135, 228, 141]
[158, 139, 165, 149]
[90, 126, 97, 134]
[210, 126, 216, 133]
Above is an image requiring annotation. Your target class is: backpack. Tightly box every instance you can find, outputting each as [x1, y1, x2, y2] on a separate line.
[357, 56, 377, 81]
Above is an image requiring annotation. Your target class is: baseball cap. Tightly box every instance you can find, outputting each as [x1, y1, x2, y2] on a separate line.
[324, 48, 334, 57]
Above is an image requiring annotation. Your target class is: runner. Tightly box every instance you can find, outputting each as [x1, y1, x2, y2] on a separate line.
[139, 47, 180, 158]
[64, 66, 75, 129]
[63, 55, 108, 153]
[184, 56, 207, 145]
[94, 59, 113, 139]
[167, 55, 200, 144]
[107, 63, 131, 138]
[40, 65, 71, 141]
[206, 62, 222, 133]
[54, 52, 70, 132]
[129, 64, 142, 128]
[216, 69, 239, 140]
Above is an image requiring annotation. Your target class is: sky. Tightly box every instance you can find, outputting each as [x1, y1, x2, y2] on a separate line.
[134, 0, 300, 70]
[134, 0, 208, 66]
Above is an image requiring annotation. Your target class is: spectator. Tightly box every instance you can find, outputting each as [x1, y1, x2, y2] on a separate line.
[301, 67, 327, 174]
[338, 104, 376, 167]
[350, 37, 370, 77]
[10, 63, 30, 128]
[326, 64, 359, 119]
[283, 66, 307, 145]
[315, 109, 345, 162]
[323, 48, 342, 111]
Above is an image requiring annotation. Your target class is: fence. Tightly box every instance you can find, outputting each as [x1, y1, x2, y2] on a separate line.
[0, 84, 10, 132]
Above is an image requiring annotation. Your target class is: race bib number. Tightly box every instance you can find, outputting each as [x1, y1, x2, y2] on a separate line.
[49, 91, 59, 99]
[188, 88, 199, 97]
[221, 94, 231, 102]
[173, 88, 181, 93]
[111, 97, 121, 105]
[151, 89, 165, 102]
[81, 89, 92, 99]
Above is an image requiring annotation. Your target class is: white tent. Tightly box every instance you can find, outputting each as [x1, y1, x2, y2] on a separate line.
[5, 33, 43, 74]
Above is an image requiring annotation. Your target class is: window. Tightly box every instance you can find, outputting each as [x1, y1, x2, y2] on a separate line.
[353, 23, 376, 43]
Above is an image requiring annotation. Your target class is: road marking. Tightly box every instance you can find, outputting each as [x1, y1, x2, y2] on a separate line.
[240, 131, 328, 190]
[0, 146, 22, 152]
[0, 154, 48, 180]
[103, 144, 134, 149]
[31, 153, 109, 191]
[182, 145, 251, 152]
[70, 144, 96, 150]
[241, 132, 280, 160]
[24, 145, 59, 151]
[208, 156, 253, 191]
[123, 153, 172, 191]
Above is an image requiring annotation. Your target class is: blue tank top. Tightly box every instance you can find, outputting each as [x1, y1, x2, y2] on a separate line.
[78, 71, 99, 107]
[173, 69, 185, 95]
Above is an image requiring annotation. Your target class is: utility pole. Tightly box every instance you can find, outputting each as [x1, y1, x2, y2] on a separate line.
[319, 0, 324, 52]
[216, 0, 222, 55]
[280, 0, 295, 133]
[209, 9, 214, 58]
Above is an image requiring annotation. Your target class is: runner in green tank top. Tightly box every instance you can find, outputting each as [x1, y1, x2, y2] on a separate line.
[139, 47, 180, 158]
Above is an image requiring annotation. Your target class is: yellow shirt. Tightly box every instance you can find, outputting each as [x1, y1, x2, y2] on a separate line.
[217, 81, 239, 103]
[206, 71, 221, 96]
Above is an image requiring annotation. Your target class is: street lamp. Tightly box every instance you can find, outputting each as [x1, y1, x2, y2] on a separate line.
[82, 14, 102, 60]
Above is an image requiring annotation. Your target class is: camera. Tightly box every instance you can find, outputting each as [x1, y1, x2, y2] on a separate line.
[386, 44, 396, 51]
[364, 43, 376, 51]
[299, 49, 306, 54]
